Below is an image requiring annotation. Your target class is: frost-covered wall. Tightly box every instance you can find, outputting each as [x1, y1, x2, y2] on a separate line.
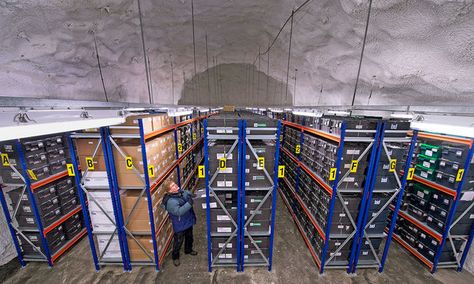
[0, 0, 472, 106]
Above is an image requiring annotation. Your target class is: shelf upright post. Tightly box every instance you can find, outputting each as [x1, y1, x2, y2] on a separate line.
[66, 133, 100, 271]
[203, 119, 213, 272]
[138, 119, 161, 271]
[15, 140, 53, 267]
[189, 113, 195, 188]
[459, 222, 474, 271]
[378, 130, 418, 272]
[268, 120, 282, 271]
[319, 122, 346, 273]
[432, 140, 474, 273]
[238, 119, 246, 272]
[294, 117, 305, 194]
[173, 117, 182, 188]
[0, 184, 25, 267]
[102, 127, 131, 271]
[348, 122, 383, 273]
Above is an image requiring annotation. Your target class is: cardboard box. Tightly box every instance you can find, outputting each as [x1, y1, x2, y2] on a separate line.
[120, 190, 164, 231]
[152, 114, 173, 131]
[127, 236, 155, 252]
[223, 105, 235, 112]
[97, 234, 122, 259]
[110, 115, 154, 135]
[75, 139, 105, 157]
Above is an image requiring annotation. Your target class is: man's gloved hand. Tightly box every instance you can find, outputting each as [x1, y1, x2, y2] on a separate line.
[187, 198, 194, 206]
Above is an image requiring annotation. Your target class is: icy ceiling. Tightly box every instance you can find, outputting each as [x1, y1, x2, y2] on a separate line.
[0, 0, 473, 106]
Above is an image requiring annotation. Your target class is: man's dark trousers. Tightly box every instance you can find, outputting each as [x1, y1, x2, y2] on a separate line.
[172, 227, 193, 260]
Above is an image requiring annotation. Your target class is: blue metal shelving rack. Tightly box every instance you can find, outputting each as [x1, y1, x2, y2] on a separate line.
[350, 123, 417, 272]
[69, 128, 131, 271]
[203, 114, 281, 272]
[386, 131, 474, 273]
[101, 112, 206, 271]
[278, 117, 387, 273]
[0, 137, 86, 267]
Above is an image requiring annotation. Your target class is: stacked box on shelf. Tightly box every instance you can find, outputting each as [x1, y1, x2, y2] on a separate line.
[392, 132, 474, 272]
[241, 113, 278, 267]
[203, 112, 281, 271]
[103, 112, 205, 270]
[351, 119, 413, 272]
[206, 113, 240, 268]
[74, 133, 126, 266]
[0, 134, 85, 267]
[279, 114, 381, 272]
[119, 172, 176, 262]
[108, 114, 178, 267]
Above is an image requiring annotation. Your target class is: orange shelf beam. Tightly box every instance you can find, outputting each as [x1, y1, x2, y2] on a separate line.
[150, 137, 203, 194]
[282, 121, 340, 143]
[43, 206, 82, 235]
[31, 171, 69, 191]
[159, 232, 174, 265]
[282, 177, 326, 240]
[281, 147, 333, 195]
[413, 175, 457, 198]
[390, 230, 433, 270]
[417, 132, 473, 147]
[278, 188, 321, 269]
[51, 229, 87, 263]
[144, 115, 209, 141]
[389, 205, 442, 242]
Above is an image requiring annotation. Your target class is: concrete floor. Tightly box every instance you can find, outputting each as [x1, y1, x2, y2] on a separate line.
[1, 194, 473, 284]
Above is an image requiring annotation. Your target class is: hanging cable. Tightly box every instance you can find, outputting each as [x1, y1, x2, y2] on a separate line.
[170, 56, 174, 104]
[191, 0, 198, 104]
[285, 10, 294, 104]
[293, 68, 298, 106]
[257, 46, 261, 104]
[137, 0, 153, 104]
[92, 33, 109, 102]
[351, 0, 373, 107]
[266, 50, 270, 102]
[253, 0, 312, 65]
[205, 34, 211, 106]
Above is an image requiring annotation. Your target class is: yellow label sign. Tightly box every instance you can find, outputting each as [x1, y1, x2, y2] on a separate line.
[198, 165, 205, 178]
[27, 169, 37, 181]
[66, 164, 75, 176]
[193, 133, 197, 141]
[407, 167, 415, 180]
[1, 154, 9, 166]
[329, 168, 337, 181]
[178, 143, 183, 154]
[258, 157, 265, 170]
[85, 157, 94, 170]
[278, 165, 285, 178]
[148, 165, 155, 178]
[280, 134, 283, 142]
[219, 158, 227, 170]
[456, 169, 464, 182]
[350, 160, 358, 173]
[126, 157, 133, 170]
[295, 144, 301, 154]
[390, 159, 397, 173]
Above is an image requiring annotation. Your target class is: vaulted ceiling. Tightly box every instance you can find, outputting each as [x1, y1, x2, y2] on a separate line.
[0, 0, 473, 106]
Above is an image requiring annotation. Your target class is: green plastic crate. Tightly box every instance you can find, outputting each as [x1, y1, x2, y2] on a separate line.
[419, 143, 441, 159]
[415, 164, 436, 181]
[412, 182, 433, 200]
[416, 154, 439, 170]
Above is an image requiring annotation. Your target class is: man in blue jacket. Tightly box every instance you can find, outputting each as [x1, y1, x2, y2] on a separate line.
[163, 180, 197, 266]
